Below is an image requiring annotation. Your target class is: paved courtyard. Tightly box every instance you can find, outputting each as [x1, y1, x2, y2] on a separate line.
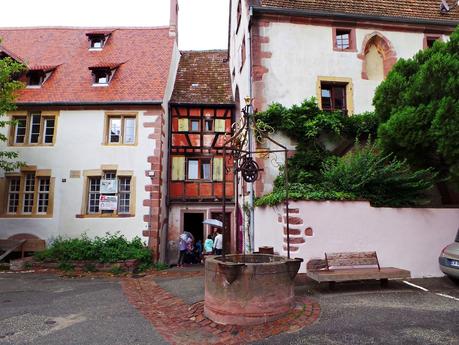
[0, 269, 458, 345]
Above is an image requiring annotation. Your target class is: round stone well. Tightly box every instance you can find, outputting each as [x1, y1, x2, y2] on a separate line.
[204, 254, 303, 325]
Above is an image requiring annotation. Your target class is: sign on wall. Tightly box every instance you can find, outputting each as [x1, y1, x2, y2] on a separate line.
[100, 179, 117, 194]
[99, 195, 118, 211]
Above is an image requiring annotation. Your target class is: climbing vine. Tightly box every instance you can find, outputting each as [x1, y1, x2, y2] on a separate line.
[255, 99, 436, 207]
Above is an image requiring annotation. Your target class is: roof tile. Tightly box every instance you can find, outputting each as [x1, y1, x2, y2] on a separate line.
[171, 50, 233, 105]
[255, 0, 459, 22]
[0, 27, 175, 104]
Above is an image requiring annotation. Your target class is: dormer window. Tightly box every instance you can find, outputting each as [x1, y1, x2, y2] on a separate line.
[89, 62, 122, 86]
[92, 68, 111, 85]
[90, 35, 106, 49]
[25, 65, 58, 88]
[86, 31, 112, 51]
[27, 70, 45, 87]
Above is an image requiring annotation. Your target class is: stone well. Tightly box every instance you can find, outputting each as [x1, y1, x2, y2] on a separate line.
[204, 254, 303, 325]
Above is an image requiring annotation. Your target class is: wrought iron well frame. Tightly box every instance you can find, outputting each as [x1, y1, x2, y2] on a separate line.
[220, 97, 292, 261]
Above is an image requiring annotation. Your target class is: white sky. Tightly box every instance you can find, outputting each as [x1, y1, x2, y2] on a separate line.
[0, 0, 229, 50]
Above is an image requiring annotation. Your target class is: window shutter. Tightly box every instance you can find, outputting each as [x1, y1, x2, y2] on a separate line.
[171, 156, 185, 181]
[214, 119, 226, 133]
[178, 119, 189, 132]
[213, 157, 223, 181]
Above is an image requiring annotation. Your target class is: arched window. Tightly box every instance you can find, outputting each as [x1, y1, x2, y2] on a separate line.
[358, 32, 397, 80]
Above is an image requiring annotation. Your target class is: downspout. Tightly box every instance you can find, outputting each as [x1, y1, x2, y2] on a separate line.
[247, 5, 255, 253]
[163, 103, 173, 264]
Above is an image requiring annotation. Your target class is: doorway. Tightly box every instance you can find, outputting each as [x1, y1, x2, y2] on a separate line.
[211, 212, 231, 254]
[183, 212, 204, 244]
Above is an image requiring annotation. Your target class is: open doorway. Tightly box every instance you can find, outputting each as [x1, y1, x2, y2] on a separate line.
[183, 212, 204, 244]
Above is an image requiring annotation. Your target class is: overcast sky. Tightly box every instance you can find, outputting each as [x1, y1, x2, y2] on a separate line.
[0, 0, 229, 50]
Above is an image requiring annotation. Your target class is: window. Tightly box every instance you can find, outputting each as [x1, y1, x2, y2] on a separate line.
[321, 83, 347, 114]
[336, 30, 350, 49]
[424, 35, 442, 49]
[204, 119, 213, 132]
[11, 112, 57, 145]
[106, 114, 137, 145]
[86, 172, 132, 215]
[92, 68, 112, 85]
[317, 77, 354, 115]
[333, 28, 356, 52]
[240, 36, 246, 70]
[5, 172, 53, 216]
[183, 158, 213, 180]
[190, 120, 200, 132]
[87, 34, 108, 50]
[172, 156, 224, 181]
[27, 70, 45, 87]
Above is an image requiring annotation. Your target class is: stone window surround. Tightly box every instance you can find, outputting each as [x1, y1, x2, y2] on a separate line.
[0, 166, 55, 218]
[316, 76, 354, 116]
[77, 164, 136, 218]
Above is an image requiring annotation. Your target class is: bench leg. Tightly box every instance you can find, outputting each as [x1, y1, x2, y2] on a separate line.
[380, 278, 389, 287]
[329, 281, 336, 290]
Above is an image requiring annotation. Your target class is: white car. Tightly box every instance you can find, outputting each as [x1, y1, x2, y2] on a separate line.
[439, 228, 459, 281]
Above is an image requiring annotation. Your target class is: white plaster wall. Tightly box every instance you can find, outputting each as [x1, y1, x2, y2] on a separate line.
[262, 23, 427, 113]
[229, 0, 252, 110]
[0, 109, 154, 242]
[254, 201, 459, 278]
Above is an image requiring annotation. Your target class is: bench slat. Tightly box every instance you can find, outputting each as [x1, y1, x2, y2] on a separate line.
[307, 267, 411, 282]
[326, 251, 379, 268]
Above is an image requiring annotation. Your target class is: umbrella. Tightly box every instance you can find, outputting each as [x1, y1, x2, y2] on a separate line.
[202, 219, 223, 228]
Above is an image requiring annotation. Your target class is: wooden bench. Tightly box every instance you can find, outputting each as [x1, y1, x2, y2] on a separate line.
[306, 251, 411, 288]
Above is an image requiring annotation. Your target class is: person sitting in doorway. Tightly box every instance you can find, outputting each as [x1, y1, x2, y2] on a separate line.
[213, 229, 223, 255]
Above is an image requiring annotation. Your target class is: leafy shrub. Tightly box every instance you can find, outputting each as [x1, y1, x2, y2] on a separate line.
[58, 261, 75, 272]
[109, 265, 125, 275]
[256, 143, 436, 207]
[35, 232, 152, 265]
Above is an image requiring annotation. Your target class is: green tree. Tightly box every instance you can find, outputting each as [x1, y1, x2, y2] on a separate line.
[374, 27, 459, 198]
[0, 53, 25, 171]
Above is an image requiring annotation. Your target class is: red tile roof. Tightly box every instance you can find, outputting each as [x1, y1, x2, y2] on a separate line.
[171, 50, 233, 105]
[253, 0, 459, 23]
[0, 27, 175, 104]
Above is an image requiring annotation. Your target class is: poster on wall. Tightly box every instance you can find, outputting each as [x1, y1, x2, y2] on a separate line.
[99, 195, 118, 211]
[100, 179, 117, 194]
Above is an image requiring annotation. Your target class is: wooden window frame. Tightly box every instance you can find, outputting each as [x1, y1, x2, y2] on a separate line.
[317, 77, 354, 116]
[423, 34, 442, 49]
[332, 27, 357, 52]
[190, 119, 201, 132]
[104, 112, 138, 146]
[0, 167, 54, 218]
[185, 157, 213, 181]
[240, 35, 246, 71]
[8, 111, 58, 146]
[89, 35, 107, 50]
[79, 167, 135, 218]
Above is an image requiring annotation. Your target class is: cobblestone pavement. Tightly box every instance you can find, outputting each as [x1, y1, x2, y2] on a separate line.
[1, 269, 458, 345]
[121, 270, 321, 345]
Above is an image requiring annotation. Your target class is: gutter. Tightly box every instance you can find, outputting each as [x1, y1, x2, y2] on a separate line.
[15, 100, 164, 107]
[251, 6, 459, 27]
[169, 102, 235, 107]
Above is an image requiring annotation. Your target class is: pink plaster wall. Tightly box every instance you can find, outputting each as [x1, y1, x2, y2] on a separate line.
[254, 201, 459, 278]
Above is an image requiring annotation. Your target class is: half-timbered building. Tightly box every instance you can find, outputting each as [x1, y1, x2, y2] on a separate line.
[167, 51, 236, 261]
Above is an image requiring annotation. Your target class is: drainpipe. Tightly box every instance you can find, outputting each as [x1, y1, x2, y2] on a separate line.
[247, 5, 255, 253]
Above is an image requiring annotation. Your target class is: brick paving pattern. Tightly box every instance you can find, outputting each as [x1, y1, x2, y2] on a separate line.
[121, 274, 320, 345]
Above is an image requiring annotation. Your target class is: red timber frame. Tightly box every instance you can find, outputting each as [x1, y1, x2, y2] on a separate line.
[168, 104, 235, 203]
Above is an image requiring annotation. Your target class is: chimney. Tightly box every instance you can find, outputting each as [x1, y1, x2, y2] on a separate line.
[169, 0, 179, 39]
